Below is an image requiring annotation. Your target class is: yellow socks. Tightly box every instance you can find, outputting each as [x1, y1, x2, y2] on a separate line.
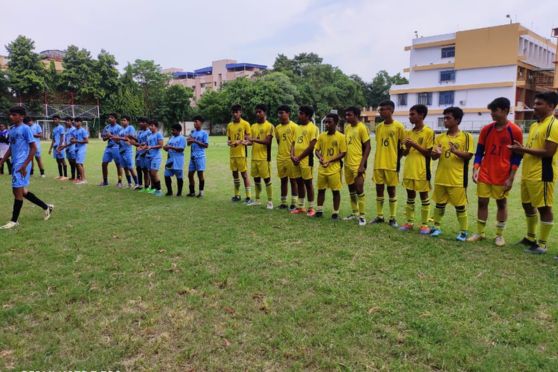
[526, 213, 538, 242]
[376, 197, 384, 218]
[234, 178, 241, 197]
[405, 198, 415, 224]
[433, 204, 445, 227]
[420, 199, 430, 226]
[389, 198, 397, 219]
[265, 182, 272, 202]
[538, 221, 554, 248]
[456, 206, 468, 232]
[350, 192, 358, 216]
[357, 193, 366, 216]
[477, 219, 487, 236]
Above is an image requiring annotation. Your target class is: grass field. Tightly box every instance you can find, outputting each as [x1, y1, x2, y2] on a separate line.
[1, 136, 558, 371]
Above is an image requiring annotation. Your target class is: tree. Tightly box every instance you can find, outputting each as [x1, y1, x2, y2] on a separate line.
[196, 90, 229, 125]
[100, 63, 144, 119]
[95, 50, 120, 101]
[0, 71, 12, 113]
[5, 35, 46, 102]
[196, 72, 299, 124]
[128, 59, 169, 118]
[273, 52, 323, 77]
[271, 53, 366, 118]
[159, 84, 194, 128]
[60, 45, 99, 102]
[368, 70, 409, 108]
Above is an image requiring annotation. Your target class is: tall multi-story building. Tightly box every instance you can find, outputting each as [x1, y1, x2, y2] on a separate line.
[166, 59, 267, 101]
[390, 23, 557, 131]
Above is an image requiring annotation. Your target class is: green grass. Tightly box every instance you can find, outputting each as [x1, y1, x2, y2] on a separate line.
[1, 136, 557, 371]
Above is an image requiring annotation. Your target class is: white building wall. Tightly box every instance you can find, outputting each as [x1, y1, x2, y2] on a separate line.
[410, 47, 454, 67]
[408, 65, 516, 88]
[519, 35, 556, 69]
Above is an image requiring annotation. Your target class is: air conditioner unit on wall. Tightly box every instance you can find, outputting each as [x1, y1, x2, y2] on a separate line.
[459, 100, 466, 105]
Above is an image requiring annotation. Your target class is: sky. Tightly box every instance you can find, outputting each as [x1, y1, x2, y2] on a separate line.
[1, 0, 556, 81]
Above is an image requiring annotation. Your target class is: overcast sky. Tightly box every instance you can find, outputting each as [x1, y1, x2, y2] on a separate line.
[1, 0, 556, 80]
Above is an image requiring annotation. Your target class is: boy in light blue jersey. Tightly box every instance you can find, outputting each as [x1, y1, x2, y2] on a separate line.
[24, 117, 45, 177]
[71, 117, 89, 184]
[133, 117, 149, 190]
[114, 115, 139, 189]
[140, 119, 164, 196]
[187, 116, 209, 197]
[163, 124, 186, 196]
[133, 118, 151, 192]
[59, 117, 78, 181]
[99, 113, 123, 187]
[0, 106, 53, 230]
[48, 115, 67, 180]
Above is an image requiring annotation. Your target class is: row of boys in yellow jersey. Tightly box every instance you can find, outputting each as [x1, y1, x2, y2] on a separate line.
[226, 92, 558, 257]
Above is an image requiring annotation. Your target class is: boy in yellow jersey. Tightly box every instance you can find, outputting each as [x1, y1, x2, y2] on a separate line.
[226, 105, 252, 203]
[290, 105, 319, 216]
[315, 113, 347, 220]
[275, 105, 298, 210]
[371, 100, 405, 227]
[509, 92, 558, 255]
[430, 107, 474, 241]
[400, 104, 435, 234]
[342, 106, 371, 226]
[246, 104, 274, 209]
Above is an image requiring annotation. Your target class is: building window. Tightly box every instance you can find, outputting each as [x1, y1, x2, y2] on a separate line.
[441, 46, 455, 58]
[439, 91, 454, 106]
[437, 117, 445, 129]
[440, 70, 456, 82]
[417, 92, 432, 106]
[397, 93, 408, 106]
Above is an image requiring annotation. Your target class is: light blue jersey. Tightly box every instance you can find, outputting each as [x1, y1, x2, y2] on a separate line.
[52, 124, 65, 147]
[147, 131, 163, 159]
[166, 135, 186, 170]
[102, 123, 122, 147]
[189, 129, 208, 159]
[119, 125, 136, 153]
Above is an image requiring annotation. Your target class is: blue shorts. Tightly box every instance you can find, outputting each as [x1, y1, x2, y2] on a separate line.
[102, 146, 121, 165]
[189, 157, 206, 172]
[164, 169, 183, 178]
[35, 142, 42, 157]
[12, 163, 31, 188]
[148, 157, 161, 171]
[53, 146, 65, 159]
[120, 150, 134, 169]
[66, 147, 76, 160]
[76, 148, 87, 164]
[135, 153, 144, 168]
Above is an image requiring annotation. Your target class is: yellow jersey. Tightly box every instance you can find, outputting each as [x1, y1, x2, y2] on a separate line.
[275, 121, 297, 160]
[434, 131, 474, 187]
[403, 125, 435, 181]
[250, 120, 274, 161]
[293, 122, 319, 167]
[316, 131, 347, 175]
[522, 115, 558, 182]
[344, 121, 370, 168]
[374, 120, 405, 171]
[226, 119, 251, 158]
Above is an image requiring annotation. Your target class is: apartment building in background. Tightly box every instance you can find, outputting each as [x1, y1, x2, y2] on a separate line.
[389, 23, 557, 131]
[166, 59, 267, 101]
[0, 49, 65, 72]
